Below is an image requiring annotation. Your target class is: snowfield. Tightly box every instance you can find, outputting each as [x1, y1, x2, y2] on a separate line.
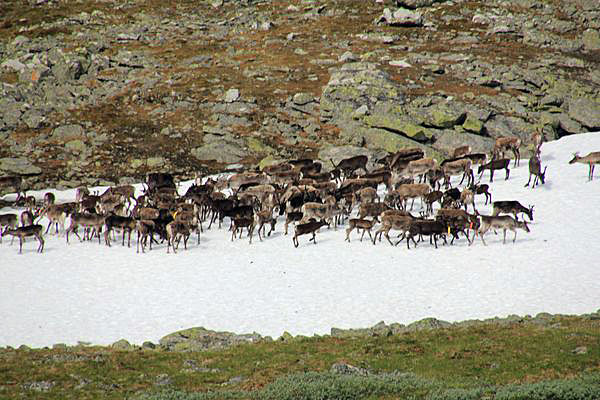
[1, 132, 599, 348]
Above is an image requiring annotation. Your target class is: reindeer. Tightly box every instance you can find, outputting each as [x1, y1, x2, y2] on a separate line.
[292, 219, 329, 247]
[468, 182, 492, 205]
[36, 205, 67, 235]
[4, 224, 44, 253]
[0, 213, 18, 243]
[135, 220, 155, 253]
[569, 152, 600, 181]
[403, 158, 437, 183]
[231, 217, 255, 244]
[330, 155, 368, 179]
[255, 207, 277, 240]
[525, 154, 547, 188]
[43, 192, 56, 207]
[345, 218, 377, 243]
[405, 219, 448, 249]
[460, 188, 475, 212]
[373, 214, 415, 246]
[166, 221, 191, 253]
[478, 159, 510, 182]
[0, 176, 23, 202]
[453, 145, 472, 158]
[392, 183, 430, 211]
[477, 215, 530, 245]
[66, 213, 106, 244]
[493, 136, 521, 166]
[441, 158, 473, 187]
[531, 129, 543, 154]
[492, 201, 534, 221]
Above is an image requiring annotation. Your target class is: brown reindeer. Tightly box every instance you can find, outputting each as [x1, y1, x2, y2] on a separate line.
[4, 224, 45, 253]
[569, 152, 600, 181]
[493, 136, 521, 166]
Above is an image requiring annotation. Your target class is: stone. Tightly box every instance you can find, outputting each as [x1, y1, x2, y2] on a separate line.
[330, 362, 370, 376]
[582, 29, 600, 51]
[432, 130, 494, 155]
[22, 109, 44, 129]
[1, 59, 26, 71]
[0, 157, 42, 175]
[147, 157, 166, 168]
[462, 115, 484, 134]
[292, 92, 314, 106]
[396, 0, 447, 8]
[159, 327, 262, 352]
[405, 317, 451, 331]
[389, 59, 412, 68]
[339, 51, 358, 62]
[379, 8, 423, 27]
[52, 124, 85, 141]
[424, 103, 466, 129]
[224, 88, 240, 103]
[191, 142, 247, 164]
[567, 97, 600, 129]
[65, 140, 86, 153]
[111, 339, 133, 350]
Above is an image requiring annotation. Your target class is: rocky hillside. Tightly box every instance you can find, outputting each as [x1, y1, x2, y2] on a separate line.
[1, 0, 599, 189]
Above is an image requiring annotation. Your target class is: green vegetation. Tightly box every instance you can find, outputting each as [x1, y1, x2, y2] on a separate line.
[1, 315, 599, 399]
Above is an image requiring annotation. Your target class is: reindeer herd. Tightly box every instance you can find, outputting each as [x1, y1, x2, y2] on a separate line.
[0, 133, 598, 254]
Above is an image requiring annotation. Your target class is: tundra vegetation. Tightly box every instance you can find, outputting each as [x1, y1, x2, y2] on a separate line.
[0, 314, 599, 399]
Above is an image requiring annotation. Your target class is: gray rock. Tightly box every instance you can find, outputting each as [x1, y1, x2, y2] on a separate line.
[159, 327, 262, 352]
[111, 339, 133, 350]
[484, 116, 535, 141]
[405, 317, 451, 331]
[582, 29, 600, 50]
[22, 109, 44, 129]
[331, 362, 371, 376]
[191, 141, 248, 164]
[433, 130, 494, 155]
[557, 114, 583, 136]
[396, 0, 447, 8]
[379, 8, 423, 27]
[1, 59, 26, 71]
[224, 88, 240, 103]
[292, 92, 314, 106]
[0, 157, 42, 175]
[339, 51, 358, 63]
[567, 97, 600, 129]
[52, 124, 85, 141]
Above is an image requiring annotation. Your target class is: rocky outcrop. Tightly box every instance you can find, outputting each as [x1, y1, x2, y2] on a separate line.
[159, 327, 265, 352]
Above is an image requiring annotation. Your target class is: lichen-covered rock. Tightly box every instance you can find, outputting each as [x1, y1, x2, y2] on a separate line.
[462, 115, 484, 134]
[0, 157, 42, 175]
[423, 103, 466, 129]
[396, 0, 448, 8]
[405, 317, 451, 331]
[159, 327, 263, 352]
[111, 339, 133, 350]
[320, 62, 406, 123]
[191, 141, 248, 164]
[52, 124, 85, 141]
[582, 29, 600, 51]
[378, 8, 423, 27]
[567, 97, 600, 130]
[432, 130, 494, 156]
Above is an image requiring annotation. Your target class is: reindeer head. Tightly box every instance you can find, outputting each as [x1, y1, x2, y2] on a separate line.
[568, 152, 580, 164]
[518, 220, 530, 233]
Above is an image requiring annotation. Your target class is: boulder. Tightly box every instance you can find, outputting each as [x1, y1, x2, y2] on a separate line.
[379, 8, 423, 27]
[396, 0, 447, 8]
[582, 29, 600, 51]
[159, 327, 262, 352]
[224, 88, 240, 103]
[191, 141, 248, 164]
[0, 157, 42, 175]
[423, 103, 467, 129]
[567, 97, 600, 130]
[52, 124, 85, 141]
[432, 130, 494, 156]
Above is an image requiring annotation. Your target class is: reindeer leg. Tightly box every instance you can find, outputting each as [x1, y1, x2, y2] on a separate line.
[502, 229, 507, 244]
[19, 237, 23, 254]
[513, 229, 517, 243]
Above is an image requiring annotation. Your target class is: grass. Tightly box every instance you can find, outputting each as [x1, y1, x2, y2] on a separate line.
[1, 314, 599, 399]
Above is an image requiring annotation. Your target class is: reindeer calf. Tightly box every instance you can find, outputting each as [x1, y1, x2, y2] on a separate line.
[4, 224, 44, 254]
[345, 218, 377, 243]
[292, 219, 329, 247]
